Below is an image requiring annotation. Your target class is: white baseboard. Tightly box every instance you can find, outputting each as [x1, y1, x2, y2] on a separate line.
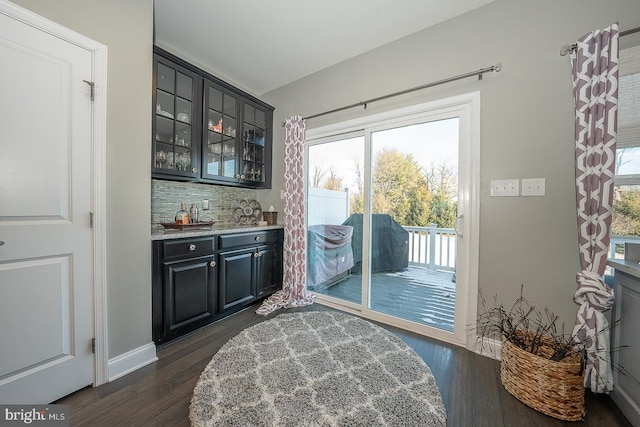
[107, 342, 158, 382]
[472, 336, 502, 361]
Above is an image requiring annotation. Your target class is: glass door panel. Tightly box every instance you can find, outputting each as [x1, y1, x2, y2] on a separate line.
[242, 103, 267, 183]
[306, 136, 364, 306]
[368, 119, 459, 332]
[204, 83, 238, 180]
[154, 59, 196, 175]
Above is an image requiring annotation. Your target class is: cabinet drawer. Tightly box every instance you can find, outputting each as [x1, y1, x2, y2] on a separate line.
[219, 230, 280, 249]
[163, 237, 216, 259]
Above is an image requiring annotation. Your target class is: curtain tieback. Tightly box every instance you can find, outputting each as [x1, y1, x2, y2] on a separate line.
[574, 270, 614, 311]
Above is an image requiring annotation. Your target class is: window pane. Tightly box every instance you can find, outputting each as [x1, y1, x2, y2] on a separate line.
[616, 147, 640, 176]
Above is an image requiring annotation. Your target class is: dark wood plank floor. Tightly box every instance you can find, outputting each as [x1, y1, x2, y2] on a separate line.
[56, 303, 632, 427]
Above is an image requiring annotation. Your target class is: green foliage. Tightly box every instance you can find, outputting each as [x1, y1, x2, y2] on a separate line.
[347, 148, 458, 228]
[612, 187, 640, 236]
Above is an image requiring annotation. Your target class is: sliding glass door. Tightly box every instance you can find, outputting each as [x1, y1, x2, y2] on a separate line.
[306, 94, 479, 346]
[307, 135, 364, 306]
[368, 119, 458, 331]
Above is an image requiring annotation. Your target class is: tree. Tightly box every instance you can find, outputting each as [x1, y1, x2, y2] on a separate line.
[340, 149, 459, 229]
[371, 148, 431, 226]
[309, 162, 326, 188]
[323, 167, 344, 191]
[612, 187, 640, 236]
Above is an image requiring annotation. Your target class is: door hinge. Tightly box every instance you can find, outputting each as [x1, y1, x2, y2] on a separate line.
[90, 212, 94, 228]
[83, 79, 95, 101]
[91, 338, 96, 354]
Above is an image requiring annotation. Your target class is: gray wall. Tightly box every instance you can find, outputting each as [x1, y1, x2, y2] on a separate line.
[259, 0, 640, 329]
[13, 0, 154, 358]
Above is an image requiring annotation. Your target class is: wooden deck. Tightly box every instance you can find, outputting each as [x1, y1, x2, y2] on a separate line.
[310, 267, 456, 331]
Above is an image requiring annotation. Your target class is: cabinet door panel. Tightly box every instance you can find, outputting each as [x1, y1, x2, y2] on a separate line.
[152, 54, 201, 179]
[164, 257, 216, 334]
[257, 244, 283, 298]
[219, 249, 256, 311]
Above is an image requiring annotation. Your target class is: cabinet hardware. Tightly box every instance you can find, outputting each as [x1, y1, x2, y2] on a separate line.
[188, 244, 196, 251]
[255, 236, 261, 241]
[192, 167, 198, 173]
[209, 260, 216, 267]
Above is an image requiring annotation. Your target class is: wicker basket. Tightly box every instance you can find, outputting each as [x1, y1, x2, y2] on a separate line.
[262, 211, 277, 225]
[500, 332, 585, 421]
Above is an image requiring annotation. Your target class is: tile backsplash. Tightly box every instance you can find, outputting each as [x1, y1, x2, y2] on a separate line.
[151, 179, 256, 227]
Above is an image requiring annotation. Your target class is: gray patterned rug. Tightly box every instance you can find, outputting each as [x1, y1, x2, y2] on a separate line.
[190, 311, 446, 426]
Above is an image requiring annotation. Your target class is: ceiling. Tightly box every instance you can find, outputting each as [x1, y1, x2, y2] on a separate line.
[154, 0, 494, 96]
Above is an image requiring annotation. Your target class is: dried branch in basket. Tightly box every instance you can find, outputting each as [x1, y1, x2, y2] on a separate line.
[475, 285, 582, 362]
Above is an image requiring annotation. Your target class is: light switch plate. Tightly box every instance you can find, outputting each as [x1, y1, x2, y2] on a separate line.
[522, 178, 545, 196]
[490, 179, 520, 196]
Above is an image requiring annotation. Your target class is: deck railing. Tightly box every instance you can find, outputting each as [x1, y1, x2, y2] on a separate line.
[403, 224, 456, 272]
[609, 235, 640, 260]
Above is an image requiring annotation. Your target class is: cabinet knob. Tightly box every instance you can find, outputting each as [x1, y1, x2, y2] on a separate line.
[240, 174, 246, 179]
[235, 174, 241, 178]
[192, 167, 198, 173]
[188, 244, 196, 251]
[209, 260, 216, 267]
[255, 236, 260, 241]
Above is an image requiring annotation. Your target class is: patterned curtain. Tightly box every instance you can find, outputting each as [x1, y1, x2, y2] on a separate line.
[570, 23, 619, 393]
[256, 115, 314, 315]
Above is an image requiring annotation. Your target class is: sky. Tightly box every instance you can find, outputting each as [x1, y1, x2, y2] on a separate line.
[307, 117, 459, 193]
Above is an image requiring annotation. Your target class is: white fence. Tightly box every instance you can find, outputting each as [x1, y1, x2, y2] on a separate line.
[307, 187, 350, 226]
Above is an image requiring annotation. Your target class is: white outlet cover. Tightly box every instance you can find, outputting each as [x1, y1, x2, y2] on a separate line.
[522, 178, 545, 196]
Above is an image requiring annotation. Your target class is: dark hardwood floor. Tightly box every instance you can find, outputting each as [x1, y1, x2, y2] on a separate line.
[56, 303, 632, 426]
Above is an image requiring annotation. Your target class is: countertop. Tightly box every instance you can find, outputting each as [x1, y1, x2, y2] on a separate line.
[151, 223, 284, 241]
[607, 258, 640, 279]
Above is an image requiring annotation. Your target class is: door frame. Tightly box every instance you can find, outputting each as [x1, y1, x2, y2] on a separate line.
[1, 0, 109, 385]
[305, 92, 480, 349]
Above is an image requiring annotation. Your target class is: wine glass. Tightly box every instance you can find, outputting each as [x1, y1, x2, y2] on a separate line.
[155, 150, 167, 168]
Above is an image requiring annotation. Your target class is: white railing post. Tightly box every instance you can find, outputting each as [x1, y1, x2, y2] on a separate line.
[429, 223, 437, 270]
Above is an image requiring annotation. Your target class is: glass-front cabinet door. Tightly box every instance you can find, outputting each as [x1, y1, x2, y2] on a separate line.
[202, 80, 239, 183]
[242, 101, 268, 185]
[153, 55, 200, 179]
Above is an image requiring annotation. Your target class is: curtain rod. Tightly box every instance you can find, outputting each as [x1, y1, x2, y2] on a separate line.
[280, 61, 502, 126]
[559, 25, 640, 56]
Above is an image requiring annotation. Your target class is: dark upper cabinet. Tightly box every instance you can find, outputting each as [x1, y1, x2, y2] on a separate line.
[152, 55, 201, 180]
[152, 47, 274, 189]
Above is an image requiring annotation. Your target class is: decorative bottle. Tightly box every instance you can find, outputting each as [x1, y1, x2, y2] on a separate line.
[189, 203, 199, 223]
[175, 202, 190, 224]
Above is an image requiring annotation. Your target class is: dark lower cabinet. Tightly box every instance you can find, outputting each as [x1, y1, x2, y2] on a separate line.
[256, 243, 283, 298]
[164, 256, 217, 334]
[219, 248, 257, 311]
[153, 228, 283, 344]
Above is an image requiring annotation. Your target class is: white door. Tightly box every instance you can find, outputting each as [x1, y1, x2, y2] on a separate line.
[0, 8, 95, 403]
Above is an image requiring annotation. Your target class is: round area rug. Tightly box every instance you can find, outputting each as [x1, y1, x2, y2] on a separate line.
[190, 311, 446, 426]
